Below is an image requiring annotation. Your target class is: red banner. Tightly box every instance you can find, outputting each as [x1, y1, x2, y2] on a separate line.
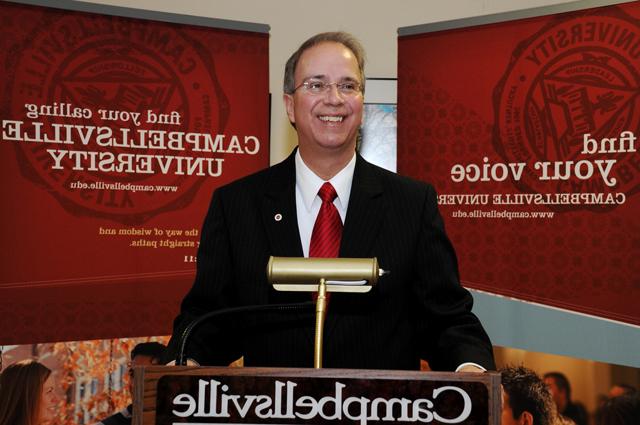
[398, 2, 639, 325]
[0, 1, 269, 343]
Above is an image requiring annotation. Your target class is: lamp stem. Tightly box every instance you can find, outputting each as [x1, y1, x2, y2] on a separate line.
[314, 278, 327, 368]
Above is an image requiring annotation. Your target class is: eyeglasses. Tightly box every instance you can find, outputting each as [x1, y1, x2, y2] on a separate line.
[294, 79, 362, 96]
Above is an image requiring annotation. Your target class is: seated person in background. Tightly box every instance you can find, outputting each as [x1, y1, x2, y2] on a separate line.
[596, 394, 640, 425]
[0, 359, 57, 425]
[94, 342, 166, 425]
[544, 372, 588, 425]
[501, 366, 556, 425]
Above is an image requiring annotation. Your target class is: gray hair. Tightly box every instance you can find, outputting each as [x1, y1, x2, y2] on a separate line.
[283, 31, 366, 94]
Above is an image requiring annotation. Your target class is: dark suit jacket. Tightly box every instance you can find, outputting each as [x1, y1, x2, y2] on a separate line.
[166, 151, 495, 371]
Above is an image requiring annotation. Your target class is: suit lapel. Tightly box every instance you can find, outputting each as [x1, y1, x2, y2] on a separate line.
[260, 152, 303, 258]
[260, 151, 315, 350]
[339, 155, 385, 258]
[325, 155, 386, 344]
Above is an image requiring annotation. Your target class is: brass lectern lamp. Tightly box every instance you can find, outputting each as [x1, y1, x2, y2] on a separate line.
[266, 256, 387, 369]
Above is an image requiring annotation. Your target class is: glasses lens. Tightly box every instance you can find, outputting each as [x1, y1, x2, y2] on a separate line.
[305, 80, 326, 93]
[337, 82, 359, 94]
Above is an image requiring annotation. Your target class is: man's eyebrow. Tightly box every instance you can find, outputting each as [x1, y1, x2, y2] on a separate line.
[302, 75, 359, 82]
[303, 74, 327, 80]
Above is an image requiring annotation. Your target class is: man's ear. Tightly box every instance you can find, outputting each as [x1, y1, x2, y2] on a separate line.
[519, 411, 534, 425]
[283, 93, 295, 125]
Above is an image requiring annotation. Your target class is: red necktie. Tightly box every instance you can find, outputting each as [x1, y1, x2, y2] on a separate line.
[309, 182, 342, 258]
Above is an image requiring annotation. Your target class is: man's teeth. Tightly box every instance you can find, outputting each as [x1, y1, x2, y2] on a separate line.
[319, 116, 343, 122]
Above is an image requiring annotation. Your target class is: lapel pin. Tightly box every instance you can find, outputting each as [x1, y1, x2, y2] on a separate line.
[274, 213, 283, 222]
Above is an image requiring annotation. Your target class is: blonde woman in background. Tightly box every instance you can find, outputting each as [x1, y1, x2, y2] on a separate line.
[0, 360, 57, 425]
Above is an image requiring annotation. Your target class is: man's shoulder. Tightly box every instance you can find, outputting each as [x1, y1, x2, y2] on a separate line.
[217, 154, 294, 196]
[94, 409, 131, 425]
[211, 153, 438, 201]
[357, 156, 436, 197]
[566, 401, 589, 417]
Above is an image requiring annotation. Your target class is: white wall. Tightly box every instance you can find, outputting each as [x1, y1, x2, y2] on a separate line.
[80, 0, 579, 164]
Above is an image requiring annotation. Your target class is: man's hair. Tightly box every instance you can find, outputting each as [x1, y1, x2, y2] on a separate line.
[597, 394, 640, 425]
[283, 31, 366, 94]
[544, 372, 572, 400]
[502, 366, 555, 425]
[131, 342, 166, 362]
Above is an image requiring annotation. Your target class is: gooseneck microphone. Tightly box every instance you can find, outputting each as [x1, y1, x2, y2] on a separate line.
[175, 301, 314, 366]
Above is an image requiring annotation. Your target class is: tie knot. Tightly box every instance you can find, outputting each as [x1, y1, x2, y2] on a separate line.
[318, 182, 337, 203]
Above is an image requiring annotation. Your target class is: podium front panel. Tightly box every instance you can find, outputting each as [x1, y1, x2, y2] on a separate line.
[135, 366, 500, 425]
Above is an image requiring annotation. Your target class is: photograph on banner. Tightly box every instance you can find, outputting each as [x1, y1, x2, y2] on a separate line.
[0, 1, 270, 345]
[398, 1, 639, 327]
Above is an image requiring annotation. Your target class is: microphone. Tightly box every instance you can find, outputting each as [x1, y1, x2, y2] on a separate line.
[175, 301, 314, 366]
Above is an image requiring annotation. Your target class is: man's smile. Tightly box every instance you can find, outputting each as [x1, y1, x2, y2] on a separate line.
[318, 115, 345, 123]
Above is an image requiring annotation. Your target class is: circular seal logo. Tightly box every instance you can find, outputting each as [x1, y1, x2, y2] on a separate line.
[6, 11, 229, 224]
[493, 7, 640, 211]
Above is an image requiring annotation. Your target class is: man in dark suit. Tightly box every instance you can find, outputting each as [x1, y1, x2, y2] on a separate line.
[166, 31, 495, 372]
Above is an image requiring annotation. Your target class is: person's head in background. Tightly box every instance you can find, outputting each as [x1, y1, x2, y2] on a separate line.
[283, 31, 366, 179]
[502, 366, 555, 425]
[128, 342, 166, 395]
[596, 394, 640, 425]
[544, 372, 572, 413]
[609, 384, 637, 399]
[0, 359, 56, 425]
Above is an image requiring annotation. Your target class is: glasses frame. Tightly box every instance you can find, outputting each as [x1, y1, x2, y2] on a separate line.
[293, 78, 363, 96]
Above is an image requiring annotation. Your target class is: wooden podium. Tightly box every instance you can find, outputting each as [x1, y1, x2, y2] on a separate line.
[133, 366, 500, 424]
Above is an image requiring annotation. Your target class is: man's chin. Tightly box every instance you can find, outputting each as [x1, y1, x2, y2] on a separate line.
[297, 129, 358, 156]
[317, 142, 357, 156]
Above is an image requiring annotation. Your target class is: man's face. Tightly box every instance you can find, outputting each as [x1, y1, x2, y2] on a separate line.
[544, 377, 564, 407]
[502, 390, 523, 425]
[608, 385, 627, 398]
[284, 41, 363, 159]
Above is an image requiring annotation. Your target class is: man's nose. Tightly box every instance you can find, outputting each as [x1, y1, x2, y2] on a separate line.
[323, 83, 345, 104]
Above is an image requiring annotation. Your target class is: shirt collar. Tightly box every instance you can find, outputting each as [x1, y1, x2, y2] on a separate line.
[295, 149, 356, 213]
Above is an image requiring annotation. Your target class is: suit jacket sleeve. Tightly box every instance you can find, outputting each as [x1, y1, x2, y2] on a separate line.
[413, 184, 495, 371]
[165, 187, 242, 365]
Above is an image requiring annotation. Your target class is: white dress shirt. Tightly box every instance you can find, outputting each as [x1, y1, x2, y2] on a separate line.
[295, 150, 356, 258]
